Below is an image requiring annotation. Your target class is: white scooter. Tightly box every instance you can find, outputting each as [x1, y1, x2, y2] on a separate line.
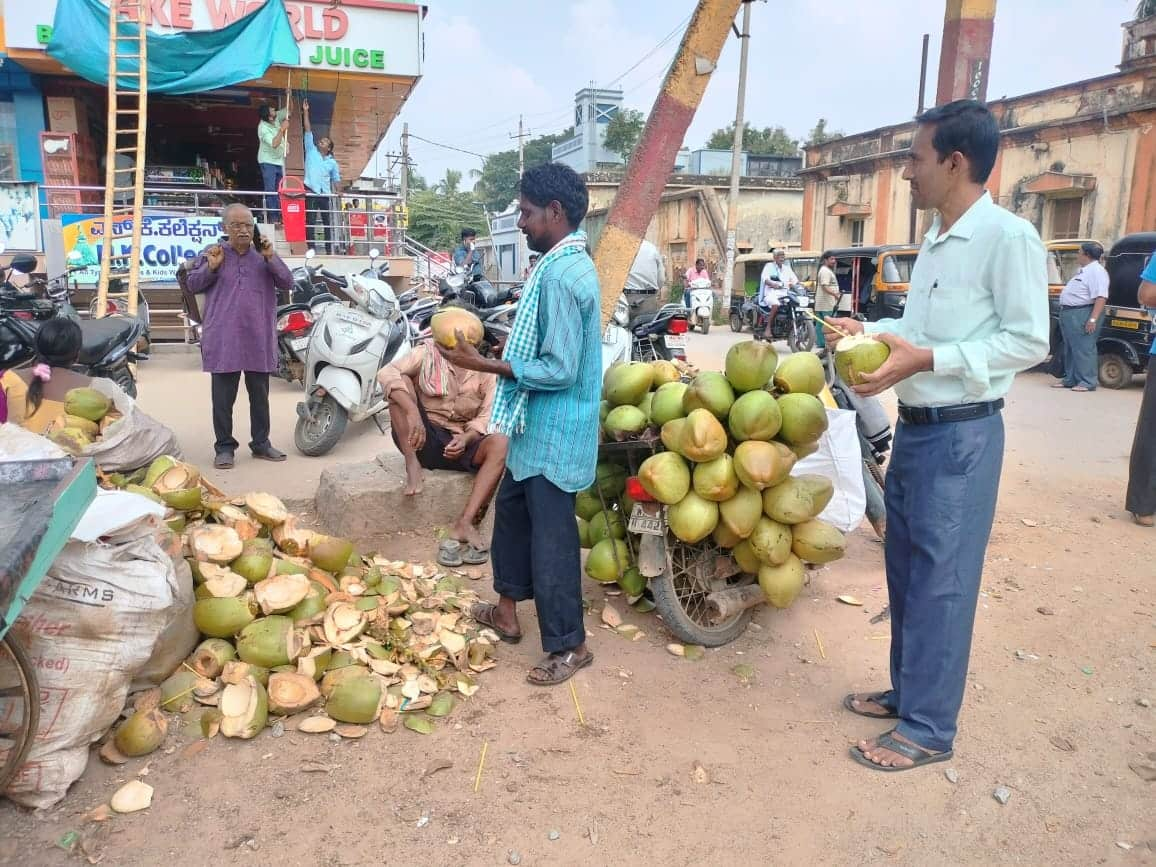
[686, 276, 714, 335]
[293, 266, 411, 457]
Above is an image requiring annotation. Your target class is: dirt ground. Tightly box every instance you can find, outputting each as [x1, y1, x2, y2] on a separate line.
[2, 335, 1153, 866]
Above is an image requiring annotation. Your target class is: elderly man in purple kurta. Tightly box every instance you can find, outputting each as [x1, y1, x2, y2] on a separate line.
[187, 203, 294, 469]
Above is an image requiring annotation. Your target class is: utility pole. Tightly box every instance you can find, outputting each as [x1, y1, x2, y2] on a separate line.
[510, 115, 531, 178]
[720, 1, 753, 316]
[400, 123, 410, 204]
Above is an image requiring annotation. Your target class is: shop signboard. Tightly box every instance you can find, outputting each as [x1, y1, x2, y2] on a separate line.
[60, 213, 223, 283]
[0, 183, 43, 252]
[4, 0, 422, 77]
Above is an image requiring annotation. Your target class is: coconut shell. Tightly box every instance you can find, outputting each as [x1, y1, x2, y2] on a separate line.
[221, 660, 270, 687]
[244, 491, 289, 526]
[189, 638, 237, 678]
[113, 708, 168, 757]
[193, 595, 256, 638]
[309, 534, 354, 573]
[160, 669, 209, 713]
[325, 675, 382, 724]
[236, 616, 303, 669]
[254, 573, 311, 614]
[189, 525, 244, 564]
[272, 517, 313, 557]
[214, 505, 261, 540]
[267, 671, 322, 715]
[218, 676, 269, 739]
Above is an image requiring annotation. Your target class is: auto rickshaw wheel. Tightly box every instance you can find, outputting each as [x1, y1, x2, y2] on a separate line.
[1098, 353, 1132, 390]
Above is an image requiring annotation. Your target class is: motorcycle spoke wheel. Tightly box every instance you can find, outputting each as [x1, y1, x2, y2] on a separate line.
[650, 539, 754, 647]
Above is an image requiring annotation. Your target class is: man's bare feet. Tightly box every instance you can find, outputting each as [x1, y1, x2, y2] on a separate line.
[403, 455, 423, 495]
[856, 730, 941, 769]
[451, 519, 488, 550]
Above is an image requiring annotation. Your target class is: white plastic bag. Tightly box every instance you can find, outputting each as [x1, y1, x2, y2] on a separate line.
[78, 378, 182, 472]
[794, 408, 867, 533]
[3, 503, 195, 809]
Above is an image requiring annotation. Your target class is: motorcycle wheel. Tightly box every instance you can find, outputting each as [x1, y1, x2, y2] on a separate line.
[294, 394, 348, 457]
[729, 313, 743, 333]
[109, 364, 137, 398]
[789, 319, 816, 353]
[650, 539, 754, 647]
[699, 317, 710, 335]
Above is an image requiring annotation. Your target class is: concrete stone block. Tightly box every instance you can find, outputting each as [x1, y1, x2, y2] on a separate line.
[314, 451, 489, 551]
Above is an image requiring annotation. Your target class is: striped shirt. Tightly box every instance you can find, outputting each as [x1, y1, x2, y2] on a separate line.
[505, 252, 602, 492]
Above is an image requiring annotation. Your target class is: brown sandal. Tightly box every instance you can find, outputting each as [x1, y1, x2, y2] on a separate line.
[470, 602, 522, 644]
[526, 649, 594, 686]
[1132, 512, 1155, 527]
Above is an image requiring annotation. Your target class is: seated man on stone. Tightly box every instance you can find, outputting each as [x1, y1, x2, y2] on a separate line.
[377, 311, 508, 566]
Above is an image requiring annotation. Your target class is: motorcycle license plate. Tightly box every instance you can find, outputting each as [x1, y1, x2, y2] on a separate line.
[336, 310, 369, 327]
[664, 334, 688, 349]
[290, 336, 310, 351]
[628, 504, 664, 536]
[602, 322, 619, 345]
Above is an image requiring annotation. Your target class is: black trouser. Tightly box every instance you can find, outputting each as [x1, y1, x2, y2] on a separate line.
[211, 371, 271, 453]
[306, 193, 333, 254]
[1126, 356, 1156, 517]
[491, 474, 584, 653]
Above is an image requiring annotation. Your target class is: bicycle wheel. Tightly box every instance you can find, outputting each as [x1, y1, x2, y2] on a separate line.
[0, 635, 40, 791]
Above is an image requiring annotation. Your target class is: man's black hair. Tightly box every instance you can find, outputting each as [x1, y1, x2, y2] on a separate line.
[461, 228, 477, 240]
[695, 257, 706, 266]
[915, 99, 999, 184]
[820, 250, 835, 260]
[1081, 241, 1104, 261]
[258, 103, 274, 123]
[518, 162, 589, 228]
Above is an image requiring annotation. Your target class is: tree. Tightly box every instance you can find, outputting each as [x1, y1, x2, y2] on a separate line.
[472, 129, 575, 213]
[806, 118, 843, 147]
[407, 185, 488, 251]
[603, 109, 646, 162]
[437, 169, 462, 195]
[705, 122, 799, 156]
[1137, 0, 1156, 19]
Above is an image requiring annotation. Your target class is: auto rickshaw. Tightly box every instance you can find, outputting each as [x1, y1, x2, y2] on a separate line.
[821, 245, 920, 321]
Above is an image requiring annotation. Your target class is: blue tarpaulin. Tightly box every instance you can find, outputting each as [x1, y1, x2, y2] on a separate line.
[46, 0, 299, 94]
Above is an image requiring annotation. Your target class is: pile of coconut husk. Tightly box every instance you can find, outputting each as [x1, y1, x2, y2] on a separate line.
[100, 458, 499, 761]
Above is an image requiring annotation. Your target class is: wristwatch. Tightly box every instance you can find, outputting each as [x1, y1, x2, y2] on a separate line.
[1089, 317, 1098, 323]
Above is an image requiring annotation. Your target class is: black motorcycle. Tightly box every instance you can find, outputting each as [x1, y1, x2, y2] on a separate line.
[628, 302, 690, 363]
[438, 268, 521, 310]
[729, 291, 816, 353]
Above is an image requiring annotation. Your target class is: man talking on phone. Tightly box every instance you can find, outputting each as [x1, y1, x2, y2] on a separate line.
[453, 228, 484, 280]
[187, 203, 295, 469]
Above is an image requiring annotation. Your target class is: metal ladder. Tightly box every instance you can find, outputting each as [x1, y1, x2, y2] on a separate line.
[94, 0, 148, 320]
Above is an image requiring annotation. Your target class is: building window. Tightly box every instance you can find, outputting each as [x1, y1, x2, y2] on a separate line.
[0, 102, 20, 182]
[1050, 197, 1083, 240]
[850, 219, 865, 247]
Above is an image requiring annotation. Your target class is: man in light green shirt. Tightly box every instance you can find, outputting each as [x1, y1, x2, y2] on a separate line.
[830, 100, 1049, 773]
[257, 97, 290, 225]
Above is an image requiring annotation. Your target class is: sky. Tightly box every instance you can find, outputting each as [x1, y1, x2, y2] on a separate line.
[377, 0, 1139, 192]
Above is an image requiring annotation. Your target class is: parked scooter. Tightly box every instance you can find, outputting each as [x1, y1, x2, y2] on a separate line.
[439, 266, 521, 310]
[275, 250, 343, 385]
[293, 269, 411, 456]
[685, 276, 714, 335]
[601, 294, 690, 366]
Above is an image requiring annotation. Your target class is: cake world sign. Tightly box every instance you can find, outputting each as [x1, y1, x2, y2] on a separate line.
[7, 0, 423, 76]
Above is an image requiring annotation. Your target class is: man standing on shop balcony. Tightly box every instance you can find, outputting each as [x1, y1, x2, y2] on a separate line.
[827, 100, 1049, 771]
[437, 162, 600, 687]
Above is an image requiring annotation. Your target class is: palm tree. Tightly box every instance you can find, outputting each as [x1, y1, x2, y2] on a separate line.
[1138, 0, 1156, 20]
[437, 169, 462, 195]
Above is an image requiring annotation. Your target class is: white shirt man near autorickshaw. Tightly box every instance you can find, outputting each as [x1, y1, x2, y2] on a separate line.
[827, 100, 1048, 773]
[759, 249, 803, 341]
[1053, 241, 1109, 392]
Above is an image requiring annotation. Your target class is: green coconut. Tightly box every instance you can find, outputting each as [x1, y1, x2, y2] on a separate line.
[748, 516, 794, 566]
[63, 386, 111, 422]
[603, 405, 648, 440]
[193, 596, 256, 638]
[776, 393, 829, 446]
[733, 441, 793, 491]
[678, 408, 728, 462]
[593, 463, 628, 500]
[834, 334, 891, 386]
[637, 392, 654, 424]
[660, 418, 687, 452]
[50, 427, 92, 455]
[236, 616, 304, 669]
[718, 484, 764, 539]
[287, 581, 329, 623]
[588, 509, 627, 545]
[725, 340, 779, 393]
[575, 489, 603, 521]
[758, 555, 807, 608]
[231, 541, 275, 585]
[326, 675, 382, 724]
[114, 708, 168, 758]
[650, 381, 689, 427]
[160, 670, 204, 713]
[693, 454, 739, 502]
[733, 539, 761, 574]
[727, 389, 783, 442]
[599, 400, 612, 423]
[618, 566, 646, 597]
[63, 414, 100, 437]
[762, 477, 816, 525]
[638, 451, 691, 505]
[165, 513, 187, 534]
[791, 519, 846, 564]
[273, 558, 309, 576]
[682, 371, 735, 419]
[585, 538, 631, 583]
[309, 535, 355, 573]
[577, 516, 592, 549]
[189, 638, 237, 679]
[142, 455, 179, 489]
[712, 522, 742, 549]
[667, 491, 719, 544]
[795, 474, 835, 516]
[603, 362, 654, 407]
[790, 441, 821, 460]
[651, 359, 681, 386]
[773, 352, 826, 396]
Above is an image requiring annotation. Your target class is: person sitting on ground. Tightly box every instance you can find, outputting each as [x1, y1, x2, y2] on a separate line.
[376, 306, 508, 566]
[0, 318, 127, 433]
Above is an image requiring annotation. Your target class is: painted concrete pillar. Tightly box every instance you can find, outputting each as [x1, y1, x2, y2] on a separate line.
[935, 0, 996, 105]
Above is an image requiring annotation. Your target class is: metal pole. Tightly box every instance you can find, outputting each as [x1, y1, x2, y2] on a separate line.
[518, 116, 525, 178]
[909, 34, 929, 243]
[592, 0, 743, 323]
[400, 123, 409, 204]
[720, 1, 752, 315]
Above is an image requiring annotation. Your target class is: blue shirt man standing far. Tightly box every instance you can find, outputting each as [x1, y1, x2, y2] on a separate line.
[301, 99, 340, 254]
[437, 162, 601, 687]
[452, 228, 485, 280]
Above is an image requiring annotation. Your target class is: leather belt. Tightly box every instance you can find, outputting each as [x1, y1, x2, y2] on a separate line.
[898, 399, 1004, 425]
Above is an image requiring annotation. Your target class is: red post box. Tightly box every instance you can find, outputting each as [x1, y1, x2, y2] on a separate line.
[278, 177, 307, 243]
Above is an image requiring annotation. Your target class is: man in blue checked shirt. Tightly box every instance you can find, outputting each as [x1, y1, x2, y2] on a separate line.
[438, 163, 600, 686]
[301, 99, 341, 255]
[1125, 252, 1156, 526]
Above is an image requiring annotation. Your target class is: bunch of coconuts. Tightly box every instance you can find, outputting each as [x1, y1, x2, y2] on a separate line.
[44, 387, 122, 455]
[102, 468, 497, 761]
[581, 343, 853, 610]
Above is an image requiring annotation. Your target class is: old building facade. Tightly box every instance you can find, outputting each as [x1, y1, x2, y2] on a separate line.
[800, 14, 1156, 251]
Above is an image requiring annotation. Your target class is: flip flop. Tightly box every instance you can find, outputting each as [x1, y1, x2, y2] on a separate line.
[843, 691, 899, 719]
[437, 539, 463, 568]
[470, 602, 522, 644]
[460, 544, 489, 565]
[850, 730, 953, 773]
[526, 649, 594, 686]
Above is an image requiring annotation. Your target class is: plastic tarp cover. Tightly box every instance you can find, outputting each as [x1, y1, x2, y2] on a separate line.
[47, 0, 299, 95]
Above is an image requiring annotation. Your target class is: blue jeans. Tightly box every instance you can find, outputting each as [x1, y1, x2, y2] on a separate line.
[1058, 304, 1100, 389]
[491, 473, 585, 653]
[259, 162, 283, 224]
[879, 412, 1004, 752]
